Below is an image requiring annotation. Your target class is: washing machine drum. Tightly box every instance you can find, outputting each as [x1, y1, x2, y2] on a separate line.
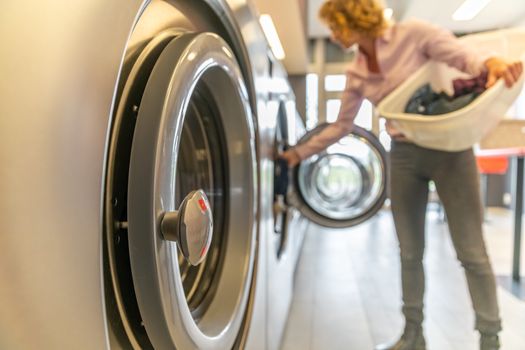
[291, 123, 387, 228]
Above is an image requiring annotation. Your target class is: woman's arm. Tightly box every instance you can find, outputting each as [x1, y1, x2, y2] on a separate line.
[411, 20, 522, 88]
[281, 86, 363, 167]
[410, 20, 490, 75]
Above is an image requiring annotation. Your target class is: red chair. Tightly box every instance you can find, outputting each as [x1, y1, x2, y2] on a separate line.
[476, 156, 509, 216]
[476, 156, 509, 175]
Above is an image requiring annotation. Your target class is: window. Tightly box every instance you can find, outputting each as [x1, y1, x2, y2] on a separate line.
[324, 75, 346, 92]
[306, 73, 319, 130]
[326, 99, 341, 123]
[378, 118, 392, 151]
[354, 99, 372, 129]
[325, 98, 373, 130]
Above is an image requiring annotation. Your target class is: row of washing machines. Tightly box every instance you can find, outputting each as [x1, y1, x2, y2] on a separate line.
[0, 1, 388, 349]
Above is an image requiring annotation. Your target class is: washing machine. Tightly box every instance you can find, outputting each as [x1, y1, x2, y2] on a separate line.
[288, 112, 310, 268]
[0, 0, 280, 349]
[222, 3, 310, 348]
[223, 3, 274, 348]
[264, 58, 310, 350]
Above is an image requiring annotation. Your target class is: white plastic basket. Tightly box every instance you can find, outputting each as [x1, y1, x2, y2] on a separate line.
[377, 28, 525, 151]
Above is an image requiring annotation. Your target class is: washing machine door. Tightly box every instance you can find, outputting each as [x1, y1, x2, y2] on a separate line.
[112, 32, 258, 349]
[291, 123, 388, 228]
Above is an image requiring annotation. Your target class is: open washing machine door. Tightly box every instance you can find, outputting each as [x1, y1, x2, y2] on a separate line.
[289, 123, 388, 228]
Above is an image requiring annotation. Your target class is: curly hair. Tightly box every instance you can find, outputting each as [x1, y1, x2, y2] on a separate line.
[319, 0, 388, 38]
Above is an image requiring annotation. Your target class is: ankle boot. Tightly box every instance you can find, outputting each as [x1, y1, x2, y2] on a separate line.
[480, 334, 500, 350]
[374, 323, 426, 350]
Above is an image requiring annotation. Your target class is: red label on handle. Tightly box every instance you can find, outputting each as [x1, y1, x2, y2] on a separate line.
[198, 198, 207, 213]
[200, 245, 207, 258]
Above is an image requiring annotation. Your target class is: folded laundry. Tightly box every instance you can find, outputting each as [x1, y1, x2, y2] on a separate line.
[405, 72, 488, 115]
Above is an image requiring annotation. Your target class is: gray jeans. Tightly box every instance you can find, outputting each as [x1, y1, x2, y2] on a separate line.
[390, 141, 501, 334]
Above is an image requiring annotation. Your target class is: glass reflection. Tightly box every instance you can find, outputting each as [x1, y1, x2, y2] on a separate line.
[298, 133, 384, 221]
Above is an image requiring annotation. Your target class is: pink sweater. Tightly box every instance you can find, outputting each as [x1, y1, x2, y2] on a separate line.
[295, 19, 489, 160]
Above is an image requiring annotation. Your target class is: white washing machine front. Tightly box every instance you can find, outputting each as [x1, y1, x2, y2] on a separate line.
[218, 3, 310, 348]
[0, 1, 268, 349]
[263, 58, 309, 350]
[222, 2, 287, 349]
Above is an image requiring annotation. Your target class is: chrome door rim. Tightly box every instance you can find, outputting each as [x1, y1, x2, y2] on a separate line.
[293, 124, 387, 228]
[105, 28, 181, 350]
[127, 32, 257, 349]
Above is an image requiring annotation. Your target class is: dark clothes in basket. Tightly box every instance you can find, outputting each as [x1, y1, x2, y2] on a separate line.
[405, 72, 488, 115]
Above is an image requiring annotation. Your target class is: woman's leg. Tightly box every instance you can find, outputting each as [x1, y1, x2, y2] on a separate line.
[390, 142, 430, 326]
[432, 148, 501, 335]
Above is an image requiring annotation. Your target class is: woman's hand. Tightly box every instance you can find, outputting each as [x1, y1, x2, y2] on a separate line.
[280, 148, 301, 168]
[485, 57, 523, 88]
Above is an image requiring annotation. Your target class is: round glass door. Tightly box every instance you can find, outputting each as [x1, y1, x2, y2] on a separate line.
[293, 123, 387, 228]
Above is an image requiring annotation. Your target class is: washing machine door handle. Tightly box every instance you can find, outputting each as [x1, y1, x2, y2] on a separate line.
[274, 157, 290, 198]
[161, 190, 213, 266]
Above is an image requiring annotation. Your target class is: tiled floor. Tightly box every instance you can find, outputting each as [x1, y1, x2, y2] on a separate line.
[281, 207, 525, 350]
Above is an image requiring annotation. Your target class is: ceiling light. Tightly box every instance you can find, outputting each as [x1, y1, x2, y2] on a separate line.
[259, 14, 286, 60]
[383, 8, 394, 21]
[452, 0, 491, 21]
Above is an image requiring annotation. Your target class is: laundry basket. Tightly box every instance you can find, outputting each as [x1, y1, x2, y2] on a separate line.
[377, 28, 525, 151]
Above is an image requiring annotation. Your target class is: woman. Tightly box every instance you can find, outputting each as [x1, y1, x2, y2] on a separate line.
[281, 1, 523, 350]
